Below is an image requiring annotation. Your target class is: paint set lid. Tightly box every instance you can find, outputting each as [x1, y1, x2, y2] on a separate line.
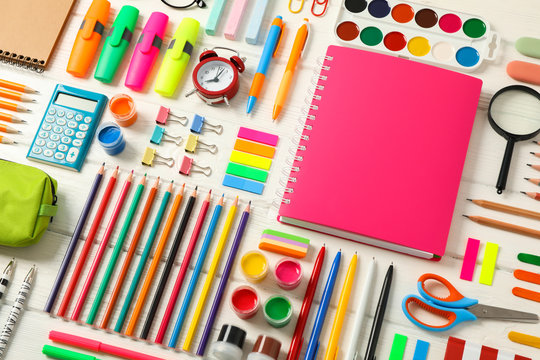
[217, 324, 247, 349]
[97, 122, 126, 155]
[250, 335, 281, 359]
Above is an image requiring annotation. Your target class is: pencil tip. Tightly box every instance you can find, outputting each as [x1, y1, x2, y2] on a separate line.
[466, 198, 472, 201]
[144, 173, 147, 176]
[221, 193, 224, 197]
[116, 165, 119, 170]
[462, 214, 469, 218]
[171, 179, 174, 183]
[531, 152, 535, 155]
[527, 164, 532, 167]
[209, 189, 212, 194]
[195, 186, 198, 190]
[102, 162, 105, 166]
[521, 191, 526, 194]
[31, 99, 36, 102]
[131, 169, 134, 173]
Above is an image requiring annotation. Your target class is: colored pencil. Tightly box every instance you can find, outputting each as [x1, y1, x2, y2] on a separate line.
[0, 259, 14, 301]
[0, 79, 38, 93]
[183, 196, 238, 351]
[116, 181, 173, 334]
[71, 171, 133, 321]
[45, 164, 104, 313]
[123, 185, 185, 336]
[0, 136, 16, 144]
[287, 246, 326, 360]
[0, 112, 25, 123]
[159, 190, 212, 345]
[145, 187, 198, 344]
[0, 88, 35, 102]
[57, 166, 118, 317]
[196, 202, 250, 356]
[168, 193, 223, 347]
[527, 163, 540, 172]
[87, 175, 146, 325]
[467, 198, 540, 220]
[99, 177, 160, 329]
[463, 215, 540, 239]
[525, 177, 540, 186]
[522, 191, 540, 201]
[0, 99, 29, 112]
[0, 124, 20, 134]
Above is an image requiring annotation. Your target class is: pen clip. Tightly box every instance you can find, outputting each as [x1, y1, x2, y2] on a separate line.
[333, 346, 339, 360]
[353, 351, 359, 360]
[273, 22, 285, 58]
[301, 19, 310, 58]
[109, 25, 132, 47]
[81, 18, 99, 40]
[170, 38, 194, 60]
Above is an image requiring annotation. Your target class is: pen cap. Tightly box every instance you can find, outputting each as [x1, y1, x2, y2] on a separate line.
[42, 345, 98, 360]
[85, 0, 111, 21]
[217, 324, 247, 349]
[49, 331, 101, 351]
[248, 335, 281, 360]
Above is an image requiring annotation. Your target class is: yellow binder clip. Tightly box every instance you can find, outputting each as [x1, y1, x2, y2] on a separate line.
[141, 147, 175, 167]
[185, 134, 218, 154]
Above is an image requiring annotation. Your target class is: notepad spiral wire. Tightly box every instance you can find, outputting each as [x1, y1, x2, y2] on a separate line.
[0, 50, 45, 73]
[273, 55, 332, 209]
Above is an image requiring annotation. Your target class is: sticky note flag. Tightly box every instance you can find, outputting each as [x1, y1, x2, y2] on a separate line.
[446, 336, 533, 359]
[460, 238, 480, 281]
[413, 340, 430, 360]
[389, 333, 407, 360]
[479, 242, 499, 286]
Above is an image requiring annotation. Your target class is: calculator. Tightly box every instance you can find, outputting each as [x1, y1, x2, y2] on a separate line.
[27, 84, 108, 171]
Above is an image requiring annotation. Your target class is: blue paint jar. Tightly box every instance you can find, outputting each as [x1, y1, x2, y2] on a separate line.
[97, 122, 126, 155]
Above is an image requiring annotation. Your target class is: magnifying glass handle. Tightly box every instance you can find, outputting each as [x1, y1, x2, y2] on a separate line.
[497, 139, 515, 194]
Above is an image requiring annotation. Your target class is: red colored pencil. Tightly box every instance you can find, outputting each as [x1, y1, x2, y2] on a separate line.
[57, 167, 119, 317]
[287, 245, 326, 360]
[157, 190, 211, 338]
[70, 171, 133, 321]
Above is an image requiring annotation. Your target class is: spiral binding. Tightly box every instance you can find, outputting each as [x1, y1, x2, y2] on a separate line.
[0, 50, 45, 73]
[273, 55, 333, 209]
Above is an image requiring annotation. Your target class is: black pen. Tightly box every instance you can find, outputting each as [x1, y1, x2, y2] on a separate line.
[364, 263, 394, 360]
[0, 259, 14, 300]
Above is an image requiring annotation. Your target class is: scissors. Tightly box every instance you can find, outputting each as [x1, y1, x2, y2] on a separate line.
[402, 273, 539, 331]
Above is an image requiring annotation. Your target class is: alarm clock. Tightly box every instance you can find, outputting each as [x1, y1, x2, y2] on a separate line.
[186, 47, 246, 105]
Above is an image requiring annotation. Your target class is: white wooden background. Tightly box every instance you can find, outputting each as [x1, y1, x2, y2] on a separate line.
[1, 0, 539, 359]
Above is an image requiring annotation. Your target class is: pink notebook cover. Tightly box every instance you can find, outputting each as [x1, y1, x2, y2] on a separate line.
[278, 45, 482, 259]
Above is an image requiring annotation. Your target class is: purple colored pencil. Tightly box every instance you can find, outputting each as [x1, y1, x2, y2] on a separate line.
[196, 202, 251, 356]
[44, 163, 105, 313]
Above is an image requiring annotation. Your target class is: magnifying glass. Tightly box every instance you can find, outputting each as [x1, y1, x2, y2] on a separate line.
[488, 85, 540, 194]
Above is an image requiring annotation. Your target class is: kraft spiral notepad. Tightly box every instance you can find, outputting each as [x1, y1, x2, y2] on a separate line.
[0, 0, 75, 71]
[278, 45, 482, 259]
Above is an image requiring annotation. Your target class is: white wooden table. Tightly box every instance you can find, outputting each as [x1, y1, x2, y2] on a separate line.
[1, 0, 539, 359]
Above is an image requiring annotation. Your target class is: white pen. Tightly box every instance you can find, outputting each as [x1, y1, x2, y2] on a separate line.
[0, 259, 14, 300]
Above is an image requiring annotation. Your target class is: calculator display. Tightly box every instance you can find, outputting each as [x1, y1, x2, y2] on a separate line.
[55, 93, 97, 112]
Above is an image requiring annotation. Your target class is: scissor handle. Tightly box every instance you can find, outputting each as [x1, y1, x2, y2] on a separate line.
[417, 273, 478, 308]
[402, 295, 478, 332]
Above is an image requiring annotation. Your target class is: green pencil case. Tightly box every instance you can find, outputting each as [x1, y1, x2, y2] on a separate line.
[0, 159, 58, 247]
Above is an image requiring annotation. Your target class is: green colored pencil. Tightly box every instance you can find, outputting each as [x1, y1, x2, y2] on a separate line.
[86, 174, 147, 325]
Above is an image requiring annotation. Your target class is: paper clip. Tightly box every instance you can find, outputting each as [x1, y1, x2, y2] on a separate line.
[155, 106, 188, 126]
[179, 156, 212, 176]
[150, 125, 183, 145]
[185, 134, 218, 153]
[190, 114, 223, 135]
[311, 0, 328, 17]
[141, 147, 175, 167]
[289, 0, 305, 13]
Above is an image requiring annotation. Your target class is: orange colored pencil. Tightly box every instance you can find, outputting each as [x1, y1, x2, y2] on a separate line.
[0, 136, 16, 144]
[125, 184, 185, 335]
[0, 88, 35, 102]
[0, 124, 20, 134]
[0, 99, 30, 112]
[0, 112, 25, 123]
[0, 79, 38, 93]
[99, 177, 160, 329]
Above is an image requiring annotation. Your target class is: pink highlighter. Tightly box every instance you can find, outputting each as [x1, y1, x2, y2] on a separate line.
[125, 12, 168, 91]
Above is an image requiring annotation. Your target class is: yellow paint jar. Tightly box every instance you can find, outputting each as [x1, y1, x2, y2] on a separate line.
[241, 251, 268, 283]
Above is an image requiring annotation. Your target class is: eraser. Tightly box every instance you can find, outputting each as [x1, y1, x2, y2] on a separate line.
[507, 61, 540, 86]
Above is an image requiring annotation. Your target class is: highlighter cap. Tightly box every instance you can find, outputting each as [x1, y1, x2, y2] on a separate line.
[86, 0, 111, 24]
[112, 5, 139, 32]
[251, 335, 281, 359]
[142, 12, 169, 38]
[42, 345, 98, 360]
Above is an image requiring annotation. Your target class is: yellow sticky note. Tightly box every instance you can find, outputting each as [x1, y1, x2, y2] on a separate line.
[479, 242, 498, 286]
[230, 150, 272, 170]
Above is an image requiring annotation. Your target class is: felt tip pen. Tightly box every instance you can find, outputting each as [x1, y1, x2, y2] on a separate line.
[154, 17, 200, 97]
[125, 12, 169, 91]
[42, 345, 101, 360]
[66, 0, 111, 77]
[246, 15, 284, 114]
[94, 5, 139, 83]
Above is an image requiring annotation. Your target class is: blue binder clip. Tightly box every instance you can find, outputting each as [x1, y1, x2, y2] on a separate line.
[150, 125, 183, 145]
[190, 114, 223, 135]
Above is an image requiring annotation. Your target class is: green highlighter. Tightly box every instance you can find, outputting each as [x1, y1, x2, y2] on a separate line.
[155, 17, 199, 97]
[94, 5, 139, 83]
[42, 345, 100, 360]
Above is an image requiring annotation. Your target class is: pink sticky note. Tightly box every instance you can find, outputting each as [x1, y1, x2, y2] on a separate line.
[238, 127, 279, 146]
[460, 238, 480, 281]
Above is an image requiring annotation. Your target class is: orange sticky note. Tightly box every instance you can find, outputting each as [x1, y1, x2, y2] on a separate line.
[234, 139, 276, 158]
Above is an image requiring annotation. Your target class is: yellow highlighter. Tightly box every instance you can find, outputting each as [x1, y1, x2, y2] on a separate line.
[155, 18, 200, 97]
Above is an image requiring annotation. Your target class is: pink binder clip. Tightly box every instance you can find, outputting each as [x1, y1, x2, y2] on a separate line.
[179, 156, 211, 176]
[125, 12, 168, 91]
[155, 106, 188, 126]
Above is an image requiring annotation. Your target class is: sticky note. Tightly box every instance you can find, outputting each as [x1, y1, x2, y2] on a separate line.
[223, 174, 264, 194]
[508, 331, 540, 349]
[238, 127, 279, 146]
[413, 340, 430, 360]
[226, 163, 268, 182]
[517, 253, 540, 267]
[259, 229, 310, 258]
[512, 287, 540, 302]
[230, 150, 272, 170]
[389, 333, 407, 360]
[479, 242, 499, 286]
[460, 238, 480, 281]
[234, 139, 276, 158]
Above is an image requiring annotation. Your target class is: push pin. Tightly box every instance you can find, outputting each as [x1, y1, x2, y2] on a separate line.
[141, 147, 175, 167]
[150, 125, 183, 145]
[155, 106, 188, 126]
[185, 134, 218, 153]
[179, 156, 212, 176]
[190, 114, 223, 135]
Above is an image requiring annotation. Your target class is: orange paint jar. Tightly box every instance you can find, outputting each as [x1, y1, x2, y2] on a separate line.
[109, 93, 137, 127]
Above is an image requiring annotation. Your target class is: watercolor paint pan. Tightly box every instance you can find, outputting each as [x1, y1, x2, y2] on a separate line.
[335, 0, 499, 71]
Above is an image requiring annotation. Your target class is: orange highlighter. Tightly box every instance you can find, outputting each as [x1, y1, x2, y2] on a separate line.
[67, 0, 111, 77]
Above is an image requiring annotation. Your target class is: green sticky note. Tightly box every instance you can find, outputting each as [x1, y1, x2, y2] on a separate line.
[262, 229, 310, 244]
[516, 37, 540, 59]
[479, 242, 499, 286]
[389, 333, 408, 360]
[226, 162, 268, 182]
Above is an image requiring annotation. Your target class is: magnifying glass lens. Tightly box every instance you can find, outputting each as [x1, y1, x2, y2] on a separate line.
[490, 90, 540, 135]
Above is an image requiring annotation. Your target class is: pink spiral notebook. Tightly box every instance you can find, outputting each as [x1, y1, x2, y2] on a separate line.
[278, 45, 482, 259]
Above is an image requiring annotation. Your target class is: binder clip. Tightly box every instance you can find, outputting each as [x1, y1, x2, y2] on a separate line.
[150, 125, 183, 145]
[179, 156, 212, 176]
[155, 106, 188, 126]
[185, 134, 218, 153]
[190, 114, 223, 135]
[141, 147, 175, 167]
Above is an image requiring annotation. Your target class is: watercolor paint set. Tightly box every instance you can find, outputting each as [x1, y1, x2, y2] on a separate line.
[335, 0, 499, 71]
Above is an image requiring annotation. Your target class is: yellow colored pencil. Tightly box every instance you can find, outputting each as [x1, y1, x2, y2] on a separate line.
[182, 196, 238, 351]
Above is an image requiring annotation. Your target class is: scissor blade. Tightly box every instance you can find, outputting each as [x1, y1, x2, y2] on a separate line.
[469, 304, 539, 323]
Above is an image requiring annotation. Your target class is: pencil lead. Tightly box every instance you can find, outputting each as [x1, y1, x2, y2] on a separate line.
[248, 200, 251, 205]
[533, 141, 539, 144]
[195, 186, 198, 190]
[131, 169, 134, 174]
[209, 189, 212, 194]
[531, 152, 536, 155]
[221, 193, 225, 197]
[31, 99, 37, 103]
[520, 191, 526, 194]
[144, 173, 147, 177]
[102, 162, 105, 166]
[116, 165, 119, 169]
[466, 198, 472, 201]
[171, 179, 174, 183]
[525, 177, 530, 180]
[527, 164, 532, 167]
[462, 214, 470, 218]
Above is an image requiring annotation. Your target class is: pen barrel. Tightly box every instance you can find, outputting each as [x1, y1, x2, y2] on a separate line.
[249, 73, 266, 98]
[275, 71, 294, 106]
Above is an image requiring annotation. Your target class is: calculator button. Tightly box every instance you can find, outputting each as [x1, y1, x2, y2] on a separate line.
[68, 121, 77, 129]
[32, 147, 42, 154]
[53, 126, 63, 134]
[46, 142, 57, 149]
[61, 136, 71, 144]
[79, 124, 89, 131]
[48, 108, 56, 115]
[50, 134, 60, 141]
[84, 116, 92, 124]
[72, 139, 83, 147]
[58, 144, 68, 152]
[54, 152, 65, 160]
[64, 129, 75, 137]
[75, 132, 86, 139]
[43, 149, 54, 157]
[57, 118, 66, 126]
[38, 131, 48, 139]
[67, 148, 79, 163]
[35, 139, 45, 146]
[66, 112, 74, 119]
[45, 116, 55, 123]
[42, 123, 52, 131]
[75, 114, 83, 121]
[57, 110, 65, 117]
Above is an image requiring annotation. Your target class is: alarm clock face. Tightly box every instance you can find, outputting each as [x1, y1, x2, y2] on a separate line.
[196, 60, 235, 92]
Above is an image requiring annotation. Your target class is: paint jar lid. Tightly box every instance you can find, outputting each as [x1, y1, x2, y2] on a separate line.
[217, 324, 246, 349]
[274, 258, 303, 290]
[230, 285, 260, 320]
[109, 93, 137, 127]
[97, 122, 126, 156]
[251, 335, 281, 359]
[263, 295, 292, 328]
[241, 250, 268, 283]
